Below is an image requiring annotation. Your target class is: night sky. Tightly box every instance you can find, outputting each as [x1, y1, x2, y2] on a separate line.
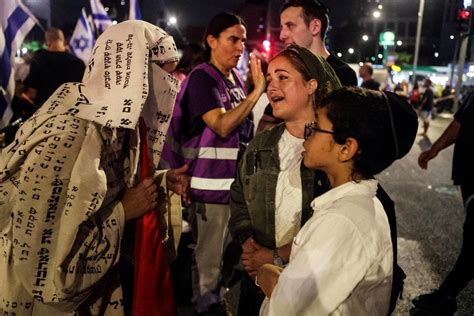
[27, 0, 353, 39]
[24, 0, 374, 60]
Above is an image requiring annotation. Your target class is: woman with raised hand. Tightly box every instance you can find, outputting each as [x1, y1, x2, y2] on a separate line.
[162, 12, 266, 315]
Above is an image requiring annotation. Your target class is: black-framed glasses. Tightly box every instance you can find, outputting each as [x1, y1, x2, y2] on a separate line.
[304, 121, 337, 140]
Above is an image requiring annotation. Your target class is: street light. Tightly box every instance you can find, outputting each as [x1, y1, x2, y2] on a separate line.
[373, 10, 381, 18]
[168, 16, 177, 26]
[396, 40, 403, 46]
[412, 0, 425, 87]
[337, 52, 343, 57]
[362, 34, 369, 41]
[348, 48, 354, 54]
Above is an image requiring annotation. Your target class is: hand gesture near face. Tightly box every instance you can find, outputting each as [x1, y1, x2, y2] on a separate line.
[249, 53, 266, 95]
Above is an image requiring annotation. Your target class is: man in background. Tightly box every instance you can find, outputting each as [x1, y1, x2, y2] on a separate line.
[359, 63, 380, 91]
[279, 0, 357, 86]
[257, 0, 357, 131]
[413, 90, 474, 316]
[419, 78, 434, 136]
[24, 28, 85, 106]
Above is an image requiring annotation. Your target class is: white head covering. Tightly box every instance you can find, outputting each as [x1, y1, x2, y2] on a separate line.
[78, 20, 180, 166]
[0, 22, 180, 312]
[2, 20, 180, 170]
[79, 20, 179, 128]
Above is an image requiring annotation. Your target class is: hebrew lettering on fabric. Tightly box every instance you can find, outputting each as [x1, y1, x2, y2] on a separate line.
[0, 20, 179, 315]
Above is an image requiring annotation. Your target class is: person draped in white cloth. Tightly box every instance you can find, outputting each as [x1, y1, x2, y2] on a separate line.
[0, 20, 189, 315]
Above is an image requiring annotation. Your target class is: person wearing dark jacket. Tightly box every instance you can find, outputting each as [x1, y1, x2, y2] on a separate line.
[24, 28, 85, 106]
[412, 91, 474, 316]
[359, 63, 380, 91]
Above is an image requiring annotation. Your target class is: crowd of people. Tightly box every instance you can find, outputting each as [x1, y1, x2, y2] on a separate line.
[0, 0, 472, 315]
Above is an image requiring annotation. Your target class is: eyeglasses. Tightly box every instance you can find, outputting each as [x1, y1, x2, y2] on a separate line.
[304, 121, 337, 140]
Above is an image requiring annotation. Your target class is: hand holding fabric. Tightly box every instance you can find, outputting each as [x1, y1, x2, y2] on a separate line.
[250, 53, 265, 95]
[122, 177, 158, 221]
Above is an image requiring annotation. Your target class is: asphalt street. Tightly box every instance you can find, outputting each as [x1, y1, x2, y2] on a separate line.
[378, 113, 474, 315]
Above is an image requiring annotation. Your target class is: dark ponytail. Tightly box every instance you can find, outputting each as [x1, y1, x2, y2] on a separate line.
[203, 12, 246, 62]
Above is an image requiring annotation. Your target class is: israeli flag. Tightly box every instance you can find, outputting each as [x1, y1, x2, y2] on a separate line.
[129, 0, 142, 20]
[70, 8, 94, 65]
[0, 0, 37, 126]
[90, 0, 112, 34]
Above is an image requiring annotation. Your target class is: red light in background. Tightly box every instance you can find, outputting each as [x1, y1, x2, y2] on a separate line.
[263, 40, 271, 53]
[459, 8, 471, 20]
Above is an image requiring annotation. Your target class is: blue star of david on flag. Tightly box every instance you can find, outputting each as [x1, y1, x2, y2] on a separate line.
[70, 8, 95, 65]
[73, 35, 89, 53]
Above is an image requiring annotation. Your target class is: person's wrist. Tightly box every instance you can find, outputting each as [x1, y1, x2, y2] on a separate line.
[272, 248, 284, 267]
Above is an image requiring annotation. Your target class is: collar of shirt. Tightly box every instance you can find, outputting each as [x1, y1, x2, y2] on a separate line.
[310, 179, 378, 213]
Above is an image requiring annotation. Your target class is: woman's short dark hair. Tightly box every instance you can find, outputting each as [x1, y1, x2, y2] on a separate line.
[203, 12, 246, 62]
[319, 86, 395, 178]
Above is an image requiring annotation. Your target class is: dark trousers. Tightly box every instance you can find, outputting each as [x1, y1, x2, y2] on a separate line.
[439, 183, 474, 297]
[237, 273, 265, 316]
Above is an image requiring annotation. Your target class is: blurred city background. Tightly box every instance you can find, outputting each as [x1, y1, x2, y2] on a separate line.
[2, 0, 474, 314]
[19, 0, 474, 92]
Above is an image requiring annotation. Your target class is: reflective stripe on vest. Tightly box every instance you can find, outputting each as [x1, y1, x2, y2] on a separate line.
[190, 176, 235, 191]
[161, 63, 246, 204]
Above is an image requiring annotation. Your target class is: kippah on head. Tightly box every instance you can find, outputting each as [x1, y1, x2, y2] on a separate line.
[286, 44, 341, 91]
[319, 87, 418, 177]
[382, 91, 418, 161]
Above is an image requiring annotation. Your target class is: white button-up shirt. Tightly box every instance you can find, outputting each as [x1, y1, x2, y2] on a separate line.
[261, 179, 393, 316]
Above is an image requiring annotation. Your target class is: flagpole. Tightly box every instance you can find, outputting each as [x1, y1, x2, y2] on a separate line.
[1, 0, 38, 125]
[88, 10, 100, 39]
[18, 0, 45, 31]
